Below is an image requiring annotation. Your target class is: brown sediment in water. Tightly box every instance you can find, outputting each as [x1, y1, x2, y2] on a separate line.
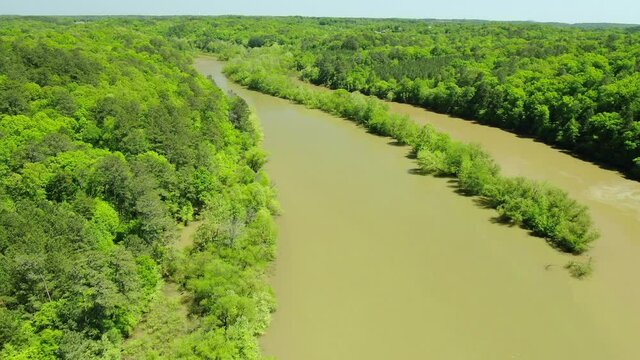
[195, 55, 640, 360]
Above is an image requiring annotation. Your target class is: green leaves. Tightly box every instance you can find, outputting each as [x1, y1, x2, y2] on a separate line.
[1, 18, 277, 359]
[490, 178, 597, 253]
[244, 148, 268, 173]
[87, 200, 120, 251]
[417, 148, 449, 175]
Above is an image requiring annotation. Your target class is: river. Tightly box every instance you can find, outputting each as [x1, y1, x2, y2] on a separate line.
[194, 56, 640, 360]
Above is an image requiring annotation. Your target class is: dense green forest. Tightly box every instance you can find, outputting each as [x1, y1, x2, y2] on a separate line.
[163, 16, 640, 178]
[0, 18, 277, 359]
[2, 14, 633, 359]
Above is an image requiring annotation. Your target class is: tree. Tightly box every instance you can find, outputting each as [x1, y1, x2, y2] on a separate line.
[88, 154, 132, 213]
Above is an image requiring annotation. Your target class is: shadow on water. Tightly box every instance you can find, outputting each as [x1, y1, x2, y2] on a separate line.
[445, 109, 638, 182]
[405, 167, 450, 179]
[511, 131, 639, 181]
[407, 168, 426, 176]
[387, 140, 405, 147]
[379, 90, 638, 182]
[405, 152, 417, 160]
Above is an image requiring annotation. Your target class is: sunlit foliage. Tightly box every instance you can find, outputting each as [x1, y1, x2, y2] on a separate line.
[0, 18, 277, 359]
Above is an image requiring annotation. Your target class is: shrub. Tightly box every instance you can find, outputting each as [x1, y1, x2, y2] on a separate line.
[565, 259, 593, 279]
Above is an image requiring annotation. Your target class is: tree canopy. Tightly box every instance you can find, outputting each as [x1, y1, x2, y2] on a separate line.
[0, 17, 277, 359]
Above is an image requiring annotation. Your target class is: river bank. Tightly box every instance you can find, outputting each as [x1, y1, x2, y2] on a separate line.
[195, 55, 640, 360]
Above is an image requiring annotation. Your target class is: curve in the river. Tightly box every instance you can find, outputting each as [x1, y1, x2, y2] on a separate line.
[195, 55, 640, 360]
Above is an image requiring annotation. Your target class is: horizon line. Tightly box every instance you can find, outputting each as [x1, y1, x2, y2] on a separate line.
[0, 14, 638, 26]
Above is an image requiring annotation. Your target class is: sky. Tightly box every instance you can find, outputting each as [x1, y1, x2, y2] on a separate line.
[1, 0, 638, 25]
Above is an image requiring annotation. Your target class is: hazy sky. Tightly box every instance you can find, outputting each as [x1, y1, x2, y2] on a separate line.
[1, 0, 638, 24]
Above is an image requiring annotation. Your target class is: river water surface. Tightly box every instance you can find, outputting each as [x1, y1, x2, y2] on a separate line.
[194, 56, 640, 360]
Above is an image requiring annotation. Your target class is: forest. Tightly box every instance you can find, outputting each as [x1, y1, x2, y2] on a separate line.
[168, 16, 640, 178]
[1, 14, 636, 360]
[0, 18, 277, 359]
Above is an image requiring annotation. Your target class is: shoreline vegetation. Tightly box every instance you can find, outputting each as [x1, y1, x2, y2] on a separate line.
[216, 46, 598, 266]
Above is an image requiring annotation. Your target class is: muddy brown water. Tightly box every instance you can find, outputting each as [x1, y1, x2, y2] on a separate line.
[194, 56, 640, 360]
